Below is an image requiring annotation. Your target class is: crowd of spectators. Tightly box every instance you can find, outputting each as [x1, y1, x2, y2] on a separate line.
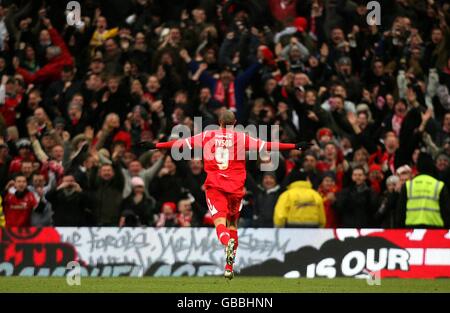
[0, 0, 449, 228]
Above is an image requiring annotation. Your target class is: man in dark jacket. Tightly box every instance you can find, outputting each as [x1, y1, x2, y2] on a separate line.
[119, 177, 156, 226]
[247, 171, 280, 227]
[253, 172, 281, 228]
[89, 162, 124, 226]
[102, 76, 131, 122]
[334, 166, 380, 227]
[148, 155, 184, 204]
[44, 65, 82, 115]
[180, 159, 207, 217]
[46, 175, 90, 226]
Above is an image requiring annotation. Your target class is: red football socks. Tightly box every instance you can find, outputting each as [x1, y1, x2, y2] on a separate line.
[230, 229, 238, 251]
[216, 224, 230, 246]
[225, 263, 233, 271]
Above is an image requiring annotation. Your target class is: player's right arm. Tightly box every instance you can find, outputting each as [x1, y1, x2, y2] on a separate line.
[142, 132, 205, 150]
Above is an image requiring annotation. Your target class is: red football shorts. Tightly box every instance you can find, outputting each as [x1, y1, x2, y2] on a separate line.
[205, 188, 244, 222]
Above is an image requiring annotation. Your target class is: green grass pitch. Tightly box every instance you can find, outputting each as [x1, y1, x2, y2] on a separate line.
[0, 277, 449, 293]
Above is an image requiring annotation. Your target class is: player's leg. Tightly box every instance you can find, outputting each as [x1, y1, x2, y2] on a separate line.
[228, 218, 239, 255]
[223, 195, 243, 279]
[226, 212, 239, 267]
[205, 188, 231, 246]
[228, 194, 243, 255]
[224, 217, 238, 273]
[214, 217, 230, 245]
[223, 218, 235, 280]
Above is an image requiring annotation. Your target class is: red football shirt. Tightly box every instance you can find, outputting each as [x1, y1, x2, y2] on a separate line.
[4, 191, 38, 227]
[156, 128, 296, 194]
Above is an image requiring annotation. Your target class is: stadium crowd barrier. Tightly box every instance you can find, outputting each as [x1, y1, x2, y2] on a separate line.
[0, 227, 449, 278]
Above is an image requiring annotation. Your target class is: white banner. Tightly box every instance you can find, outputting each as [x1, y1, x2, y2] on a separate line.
[1, 228, 449, 278]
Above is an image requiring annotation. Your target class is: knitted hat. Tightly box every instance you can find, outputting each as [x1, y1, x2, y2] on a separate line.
[369, 164, 382, 174]
[16, 138, 32, 149]
[293, 17, 308, 33]
[317, 128, 333, 140]
[436, 153, 450, 163]
[131, 176, 145, 187]
[386, 175, 400, 186]
[259, 45, 275, 66]
[356, 103, 374, 123]
[161, 202, 177, 213]
[396, 165, 412, 175]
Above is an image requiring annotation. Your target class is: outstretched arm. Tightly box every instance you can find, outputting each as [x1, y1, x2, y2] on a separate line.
[260, 142, 297, 151]
[143, 132, 206, 150]
[143, 133, 311, 153]
[245, 134, 311, 152]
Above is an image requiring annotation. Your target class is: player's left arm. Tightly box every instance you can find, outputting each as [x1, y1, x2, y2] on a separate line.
[244, 134, 312, 152]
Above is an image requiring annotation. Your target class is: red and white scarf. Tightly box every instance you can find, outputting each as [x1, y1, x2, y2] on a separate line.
[392, 114, 404, 136]
[214, 80, 236, 111]
[176, 212, 192, 227]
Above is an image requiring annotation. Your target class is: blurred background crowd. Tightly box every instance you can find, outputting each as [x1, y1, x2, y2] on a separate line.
[0, 0, 449, 228]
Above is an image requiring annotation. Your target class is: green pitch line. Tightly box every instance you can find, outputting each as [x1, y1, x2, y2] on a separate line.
[0, 277, 449, 293]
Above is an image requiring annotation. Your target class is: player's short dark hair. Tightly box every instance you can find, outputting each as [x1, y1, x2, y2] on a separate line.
[219, 110, 236, 126]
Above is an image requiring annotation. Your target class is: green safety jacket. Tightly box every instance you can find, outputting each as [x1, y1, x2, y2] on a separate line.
[405, 174, 445, 227]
